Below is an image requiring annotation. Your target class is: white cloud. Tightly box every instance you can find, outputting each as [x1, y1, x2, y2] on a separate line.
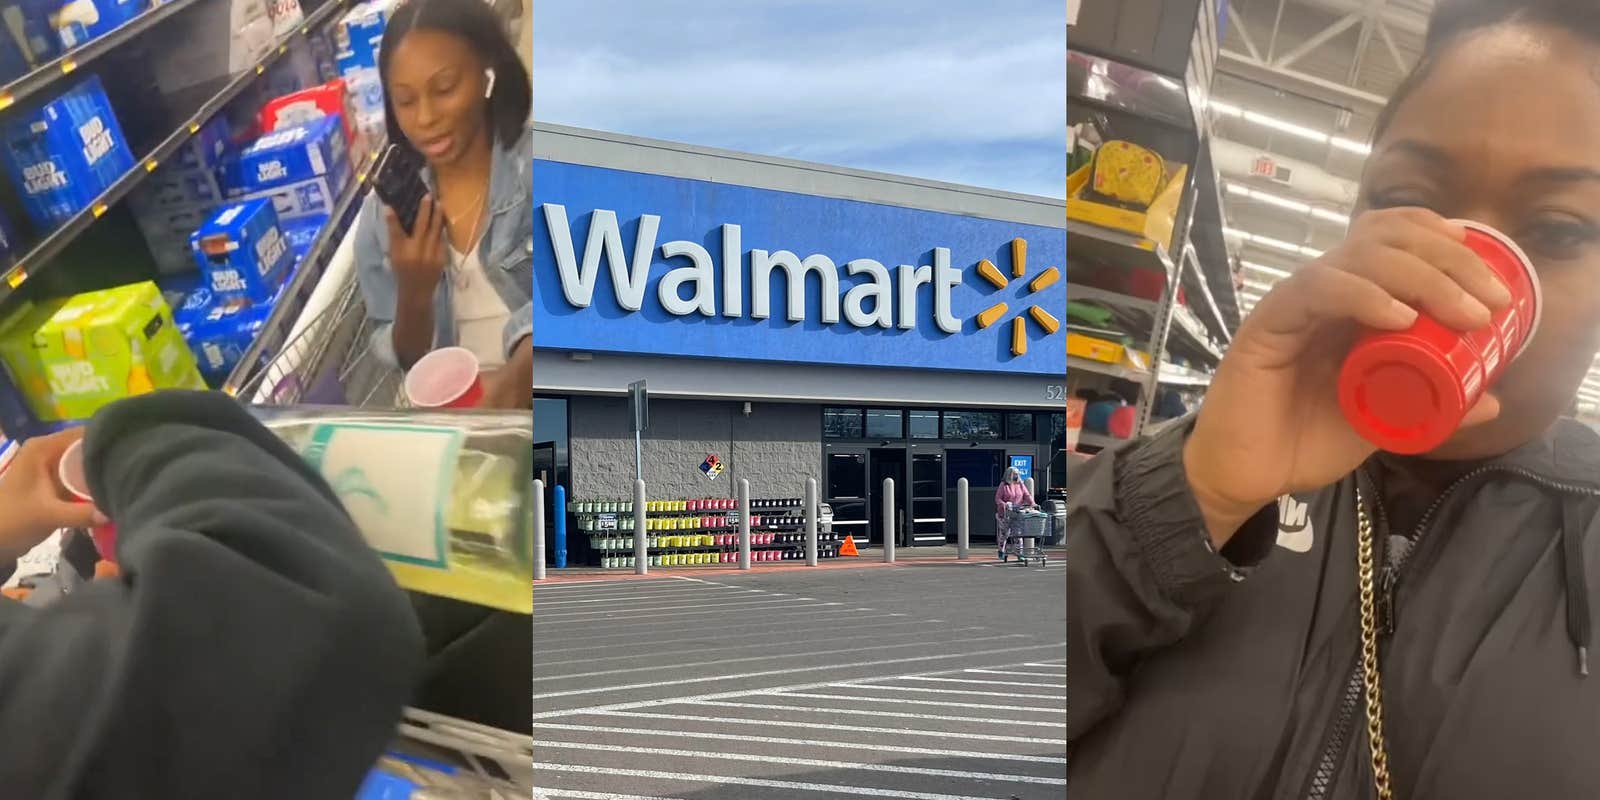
[534, 1, 1066, 197]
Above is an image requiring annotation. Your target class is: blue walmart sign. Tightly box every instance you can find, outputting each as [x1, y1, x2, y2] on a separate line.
[533, 160, 1066, 376]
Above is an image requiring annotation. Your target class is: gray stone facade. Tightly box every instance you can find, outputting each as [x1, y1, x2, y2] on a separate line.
[569, 397, 821, 501]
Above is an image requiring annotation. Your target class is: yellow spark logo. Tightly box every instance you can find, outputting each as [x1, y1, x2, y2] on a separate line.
[974, 238, 1061, 357]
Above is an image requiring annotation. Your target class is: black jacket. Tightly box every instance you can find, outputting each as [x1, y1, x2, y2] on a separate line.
[0, 391, 423, 799]
[1068, 417, 1600, 799]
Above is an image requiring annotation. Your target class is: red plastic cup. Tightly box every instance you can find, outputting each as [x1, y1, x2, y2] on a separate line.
[1338, 220, 1541, 455]
[56, 439, 117, 562]
[405, 347, 484, 409]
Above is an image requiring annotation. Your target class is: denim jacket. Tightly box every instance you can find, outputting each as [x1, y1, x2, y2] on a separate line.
[354, 123, 533, 368]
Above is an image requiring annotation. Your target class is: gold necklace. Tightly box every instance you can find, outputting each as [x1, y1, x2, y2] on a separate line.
[1355, 487, 1395, 800]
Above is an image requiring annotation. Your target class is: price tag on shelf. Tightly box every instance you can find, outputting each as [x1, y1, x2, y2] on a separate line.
[596, 513, 618, 531]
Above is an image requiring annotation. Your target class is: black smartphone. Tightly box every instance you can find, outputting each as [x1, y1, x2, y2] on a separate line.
[372, 143, 430, 235]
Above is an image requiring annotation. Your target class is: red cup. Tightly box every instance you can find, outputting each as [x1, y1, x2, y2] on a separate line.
[1338, 220, 1541, 454]
[56, 439, 117, 562]
[405, 347, 484, 409]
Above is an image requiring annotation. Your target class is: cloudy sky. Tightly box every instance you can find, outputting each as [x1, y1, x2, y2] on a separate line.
[533, 0, 1065, 198]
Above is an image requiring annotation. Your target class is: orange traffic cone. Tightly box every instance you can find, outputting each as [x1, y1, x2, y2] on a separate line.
[839, 535, 859, 557]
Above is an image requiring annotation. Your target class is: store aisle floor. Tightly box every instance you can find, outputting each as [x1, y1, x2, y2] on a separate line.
[531, 563, 1066, 800]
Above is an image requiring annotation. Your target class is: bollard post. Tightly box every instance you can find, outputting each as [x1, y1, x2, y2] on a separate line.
[634, 479, 648, 575]
[533, 480, 546, 580]
[553, 484, 568, 569]
[1026, 477, 1036, 500]
[805, 477, 818, 566]
[739, 478, 752, 570]
[957, 477, 969, 560]
[882, 477, 896, 563]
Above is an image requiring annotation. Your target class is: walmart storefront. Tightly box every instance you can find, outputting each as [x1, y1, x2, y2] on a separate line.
[532, 124, 1066, 554]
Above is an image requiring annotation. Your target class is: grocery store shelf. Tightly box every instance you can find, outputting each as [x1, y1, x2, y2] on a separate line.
[1069, 282, 1220, 363]
[1159, 364, 1213, 387]
[1066, 218, 1175, 274]
[0, 0, 206, 113]
[1068, 354, 1148, 382]
[1068, 282, 1157, 315]
[223, 140, 377, 393]
[0, 0, 354, 308]
[1181, 244, 1232, 345]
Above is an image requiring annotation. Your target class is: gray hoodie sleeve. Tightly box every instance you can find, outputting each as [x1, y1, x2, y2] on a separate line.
[0, 391, 422, 799]
[1067, 419, 1277, 742]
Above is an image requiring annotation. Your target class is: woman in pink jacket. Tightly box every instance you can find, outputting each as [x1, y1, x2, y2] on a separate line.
[994, 466, 1035, 561]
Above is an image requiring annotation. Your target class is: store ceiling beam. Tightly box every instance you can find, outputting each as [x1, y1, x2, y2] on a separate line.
[1293, 0, 1427, 36]
[1220, 49, 1389, 112]
[1234, 13, 1265, 61]
[1346, 0, 1387, 84]
[1274, 12, 1362, 69]
[1378, 20, 1409, 73]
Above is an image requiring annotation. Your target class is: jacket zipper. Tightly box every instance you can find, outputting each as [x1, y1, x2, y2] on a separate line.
[1302, 465, 1600, 799]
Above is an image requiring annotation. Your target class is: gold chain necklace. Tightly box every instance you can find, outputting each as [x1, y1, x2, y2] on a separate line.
[1355, 487, 1395, 800]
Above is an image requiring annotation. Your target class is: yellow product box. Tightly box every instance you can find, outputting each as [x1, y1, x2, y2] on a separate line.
[0, 282, 205, 421]
[1066, 332, 1127, 364]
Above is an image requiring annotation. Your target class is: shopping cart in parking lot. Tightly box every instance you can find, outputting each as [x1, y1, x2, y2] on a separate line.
[1004, 506, 1051, 566]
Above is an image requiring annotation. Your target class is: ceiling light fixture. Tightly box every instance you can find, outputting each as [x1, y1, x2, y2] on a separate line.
[1208, 99, 1374, 157]
[1226, 227, 1324, 258]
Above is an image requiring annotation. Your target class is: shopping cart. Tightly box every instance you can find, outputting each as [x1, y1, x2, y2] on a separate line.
[1004, 507, 1051, 566]
[233, 262, 404, 409]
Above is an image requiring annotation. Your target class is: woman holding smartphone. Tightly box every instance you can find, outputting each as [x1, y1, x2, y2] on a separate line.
[1070, 0, 1600, 797]
[353, 0, 532, 410]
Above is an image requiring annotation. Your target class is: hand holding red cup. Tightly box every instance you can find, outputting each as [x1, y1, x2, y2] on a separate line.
[56, 438, 118, 563]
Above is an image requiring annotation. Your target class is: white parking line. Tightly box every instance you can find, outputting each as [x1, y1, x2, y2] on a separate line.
[531, 765, 1014, 800]
[532, 644, 1069, 702]
[535, 742, 1066, 785]
[694, 701, 1067, 728]
[1023, 662, 1066, 668]
[536, 625, 973, 669]
[532, 601, 842, 626]
[537, 634, 1022, 681]
[833, 683, 1067, 700]
[534, 589, 772, 608]
[772, 692, 1064, 713]
[596, 711, 1067, 744]
[964, 669, 1068, 677]
[535, 791, 678, 800]
[885, 676, 1064, 689]
[530, 646, 1067, 717]
[528, 723, 1067, 764]
[535, 597, 825, 619]
[531, 609, 887, 650]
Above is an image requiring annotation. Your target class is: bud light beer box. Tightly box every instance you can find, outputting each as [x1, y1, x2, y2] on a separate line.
[189, 198, 293, 303]
[332, 0, 392, 73]
[0, 281, 204, 422]
[172, 286, 273, 386]
[51, 0, 148, 49]
[0, 75, 134, 229]
[227, 114, 350, 222]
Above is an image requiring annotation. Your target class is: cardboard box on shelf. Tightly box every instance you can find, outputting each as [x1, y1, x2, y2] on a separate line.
[148, 0, 272, 93]
[189, 198, 293, 303]
[332, 0, 392, 73]
[0, 281, 204, 421]
[264, 0, 300, 37]
[51, 0, 147, 50]
[0, 75, 135, 229]
[228, 115, 350, 221]
[172, 286, 273, 385]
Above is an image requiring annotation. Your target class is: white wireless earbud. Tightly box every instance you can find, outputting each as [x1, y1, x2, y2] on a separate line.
[483, 68, 496, 99]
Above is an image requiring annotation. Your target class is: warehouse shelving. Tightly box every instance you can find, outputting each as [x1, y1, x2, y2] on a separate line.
[1068, 0, 1237, 443]
[0, 0, 355, 306]
[0, 0, 207, 112]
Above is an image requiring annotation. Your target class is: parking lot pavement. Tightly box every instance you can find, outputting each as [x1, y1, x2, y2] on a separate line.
[533, 560, 1066, 799]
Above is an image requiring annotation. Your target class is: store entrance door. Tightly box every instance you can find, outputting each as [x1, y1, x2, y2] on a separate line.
[867, 447, 908, 547]
[909, 447, 946, 546]
[946, 448, 1006, 540]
